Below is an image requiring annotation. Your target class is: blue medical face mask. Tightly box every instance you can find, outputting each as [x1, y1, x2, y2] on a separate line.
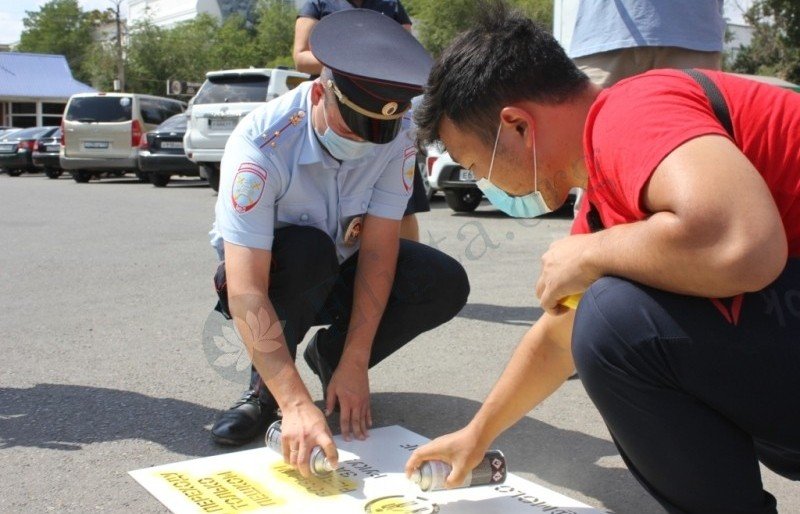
[475, 123, 552, 218]
[315, 98, 375, 161]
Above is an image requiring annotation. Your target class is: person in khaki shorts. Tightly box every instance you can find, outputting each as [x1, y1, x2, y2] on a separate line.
[568, 0, 725, 88]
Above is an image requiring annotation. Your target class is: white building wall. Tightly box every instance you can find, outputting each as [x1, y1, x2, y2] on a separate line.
[128, 0, 222, 28]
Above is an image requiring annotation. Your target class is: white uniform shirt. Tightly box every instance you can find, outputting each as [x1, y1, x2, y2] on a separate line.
[210, 81, 416, 263]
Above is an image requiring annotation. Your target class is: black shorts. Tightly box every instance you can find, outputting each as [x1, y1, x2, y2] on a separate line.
[404, 163, 430, 216]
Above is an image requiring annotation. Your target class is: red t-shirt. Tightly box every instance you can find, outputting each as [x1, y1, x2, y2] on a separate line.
[572, 69, 800, 257]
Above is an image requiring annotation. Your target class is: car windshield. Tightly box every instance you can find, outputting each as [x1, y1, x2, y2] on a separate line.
[192, 76, 269, 104]
[156, 114, 188, 132]
[65, 96, 133, 122]
[8, 126, 56, 140]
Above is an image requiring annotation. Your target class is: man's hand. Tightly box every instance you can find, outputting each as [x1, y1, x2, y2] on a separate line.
[326, 359, 371, 442]
[280, 400, 339, 478]
[536, 233, 600, 314]
[404, 426, 488, 489]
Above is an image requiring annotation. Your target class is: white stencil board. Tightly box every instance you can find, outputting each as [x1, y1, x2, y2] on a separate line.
[130, 425, 602, 514]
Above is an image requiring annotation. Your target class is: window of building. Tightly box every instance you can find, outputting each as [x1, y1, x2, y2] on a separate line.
[10, 102, 37, 127]
[43, 102, 66, 127]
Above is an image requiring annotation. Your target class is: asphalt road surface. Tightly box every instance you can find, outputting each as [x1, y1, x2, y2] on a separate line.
[1, 173, 797, 513]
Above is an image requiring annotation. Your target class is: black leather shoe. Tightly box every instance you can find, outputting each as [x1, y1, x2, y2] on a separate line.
[303, 329, 335, 400]
[211, 390, 279, 446]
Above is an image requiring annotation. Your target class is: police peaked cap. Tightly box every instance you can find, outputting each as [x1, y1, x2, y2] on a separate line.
[310, 9, 433, 144]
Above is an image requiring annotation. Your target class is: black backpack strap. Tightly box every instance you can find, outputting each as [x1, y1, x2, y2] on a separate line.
[586, 202, 605, 233]
[683, 68, 735, 140]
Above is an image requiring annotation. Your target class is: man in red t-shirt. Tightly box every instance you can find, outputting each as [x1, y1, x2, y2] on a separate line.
[403, 4, 800, 513]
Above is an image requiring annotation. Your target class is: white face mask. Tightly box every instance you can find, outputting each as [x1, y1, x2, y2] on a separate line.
[475, 123, 552, 218]
[315, 98, 375, 161]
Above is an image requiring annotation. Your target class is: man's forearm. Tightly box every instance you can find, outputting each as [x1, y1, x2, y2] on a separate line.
[229, 293, 312, 409]
[469, 311, 575, 446]
[588, 212, 785, 297]
[294, 51, 323, 75]
[342, 238, 399, 367]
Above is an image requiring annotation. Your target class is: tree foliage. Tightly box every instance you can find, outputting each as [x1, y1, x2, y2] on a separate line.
[17, 0, 298, 96]
[254, 0, 299, 67]
[17, 0, 95, 83]
[404, 0, 553, 57]
[730, 0, 800, 83]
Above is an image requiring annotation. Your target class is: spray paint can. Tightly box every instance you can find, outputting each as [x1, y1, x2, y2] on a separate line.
[410, 450, 507, 492]
[265, 420, 334, 477]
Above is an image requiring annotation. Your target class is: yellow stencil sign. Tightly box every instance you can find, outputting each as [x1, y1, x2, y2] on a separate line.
[157, 470, 284, 513]
[270, 462, 358, 498]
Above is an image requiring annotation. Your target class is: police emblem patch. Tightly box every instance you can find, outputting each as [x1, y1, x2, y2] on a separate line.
[344, 215, 363, 246]
[231, 163, 267, 214]
[402, 147, 416, 192]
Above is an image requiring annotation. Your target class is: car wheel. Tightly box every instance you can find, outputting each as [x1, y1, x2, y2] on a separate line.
[207, 166, 220, 192]
[135, 171, 150, 183]
[7, 170, 23, 177]
[444, 188, 482, 212]
[420, 169, 433, 200]
[72, 171, 92, 183]
[45, 168, 63, 179]
[151, 173, 170, 187]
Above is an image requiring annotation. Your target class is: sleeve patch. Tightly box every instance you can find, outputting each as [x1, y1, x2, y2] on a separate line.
[401, 146, 416, 192]
[231, 163, 268, 214]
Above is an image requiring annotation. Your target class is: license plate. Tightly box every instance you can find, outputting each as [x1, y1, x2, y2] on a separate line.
[209, 118, 237, 131]
[0, 144, 14, 153]
[84, 141, 109, 149]
[46, 145, 60, 152]
[459, 169, 475, 181]
[160, 141, 183, 149]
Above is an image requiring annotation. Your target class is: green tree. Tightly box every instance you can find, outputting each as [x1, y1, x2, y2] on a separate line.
[17, 0, 94, 82]
[730, 0, 800, 83]
[405, 0, 552, 57]
[254, 0, 298, 67]
[124, 19, 175, 95]
[83, 41, 118, 91]
[210, 14, 260, 69]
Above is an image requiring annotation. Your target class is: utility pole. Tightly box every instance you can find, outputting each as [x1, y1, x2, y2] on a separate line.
[112, 0, 125, 92]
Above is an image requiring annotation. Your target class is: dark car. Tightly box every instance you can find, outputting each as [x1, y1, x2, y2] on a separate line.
[0, 126, 59, 176]
[32, 127, 64, 179]
[137, 113, 198, 187]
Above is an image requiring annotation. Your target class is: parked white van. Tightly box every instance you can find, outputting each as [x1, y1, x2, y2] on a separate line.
[184, 67, 309, 191]
[61, 92, 186, 183]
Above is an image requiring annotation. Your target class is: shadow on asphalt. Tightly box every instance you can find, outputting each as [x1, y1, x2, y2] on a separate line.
[0, 383, 224, 457]
[457, 303, 542, 326]
[0, 387, 642, 512]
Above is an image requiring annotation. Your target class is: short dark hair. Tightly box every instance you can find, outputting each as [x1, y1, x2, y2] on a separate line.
[415, 1, 588, 146]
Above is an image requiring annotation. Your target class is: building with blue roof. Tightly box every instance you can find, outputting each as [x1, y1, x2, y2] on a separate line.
[0, 52, 95, 128]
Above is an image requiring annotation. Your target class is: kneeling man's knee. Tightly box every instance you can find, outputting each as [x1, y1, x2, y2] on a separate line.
[572, 277, 643, 379]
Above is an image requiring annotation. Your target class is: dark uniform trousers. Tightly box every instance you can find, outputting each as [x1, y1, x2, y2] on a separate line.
[572, 259, 800, 514]
[214, 225, 470, 405]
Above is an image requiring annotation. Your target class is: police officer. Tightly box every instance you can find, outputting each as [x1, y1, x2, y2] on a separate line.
[208, 10, 470, 475]
[293, 0, 428, 242]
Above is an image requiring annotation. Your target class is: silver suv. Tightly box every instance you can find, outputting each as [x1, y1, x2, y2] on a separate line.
[184, 67, 309, 191]
[61, 93, 185, 183]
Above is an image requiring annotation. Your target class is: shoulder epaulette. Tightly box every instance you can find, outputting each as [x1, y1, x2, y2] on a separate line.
[257, 109, 307, 150]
